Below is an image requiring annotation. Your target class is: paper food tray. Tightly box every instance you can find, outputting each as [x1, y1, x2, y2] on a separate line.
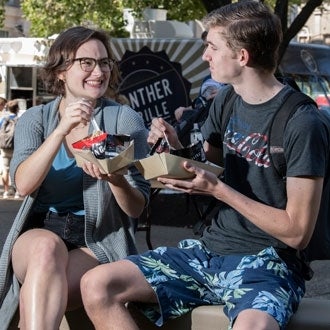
[135, 152, 223, 187]
[73, 141, 134, 174]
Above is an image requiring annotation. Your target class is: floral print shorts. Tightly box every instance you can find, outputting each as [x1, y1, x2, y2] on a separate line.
[126, 239, 305, 330]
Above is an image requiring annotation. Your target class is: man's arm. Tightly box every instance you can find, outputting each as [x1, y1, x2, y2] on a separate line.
[217, 175, 323, 250]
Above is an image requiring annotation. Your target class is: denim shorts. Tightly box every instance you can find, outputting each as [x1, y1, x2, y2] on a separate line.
[24, 211, 86, 250]
[127, 239, 305, 329]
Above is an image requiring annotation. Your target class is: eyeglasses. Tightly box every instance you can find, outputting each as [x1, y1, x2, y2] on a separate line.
[71, 57, 116, 72]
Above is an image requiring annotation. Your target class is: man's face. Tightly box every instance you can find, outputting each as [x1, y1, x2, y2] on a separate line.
[202, 27, 241, 84]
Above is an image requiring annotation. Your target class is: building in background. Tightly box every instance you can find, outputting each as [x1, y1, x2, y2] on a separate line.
[293, 3, 330, 44]
[1, 0, 27, 38]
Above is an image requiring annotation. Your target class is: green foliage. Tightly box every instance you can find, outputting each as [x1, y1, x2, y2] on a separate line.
[122, 0, 206, 21]
[21, 0, 206, 37]
[21, 0, 130, 37]
[0, 0, 6, 29]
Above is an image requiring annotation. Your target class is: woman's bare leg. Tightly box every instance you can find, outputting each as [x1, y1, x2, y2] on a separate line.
[81, 259, 157, 330]
[12, 229, 99, 330]
[12, 229, 69, 330]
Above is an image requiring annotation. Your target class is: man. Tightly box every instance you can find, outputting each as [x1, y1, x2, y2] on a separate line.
[80, 2, 328, 329]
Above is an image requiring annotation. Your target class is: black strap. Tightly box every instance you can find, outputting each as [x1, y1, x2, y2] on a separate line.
[268, 91, 316, 178]
[220, 86, 237, 139]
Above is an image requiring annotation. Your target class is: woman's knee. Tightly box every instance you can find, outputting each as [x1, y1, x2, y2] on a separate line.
[13, 229, 68, 277]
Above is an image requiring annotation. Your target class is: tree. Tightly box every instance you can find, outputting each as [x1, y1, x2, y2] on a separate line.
[0, 0, 5, 29]
[21, 0, 129, 37]
[123, 0, 206, 21]
[274, 0, 324, 63]
[21, 0, 207, 37]
[200, 0, 231, 12]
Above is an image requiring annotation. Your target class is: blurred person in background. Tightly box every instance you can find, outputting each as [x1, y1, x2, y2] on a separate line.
[0, 97, 7, 176]
[0, 99, 19, 198]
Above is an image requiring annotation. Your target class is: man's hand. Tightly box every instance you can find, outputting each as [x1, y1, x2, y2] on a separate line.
[157, 161, 221, 195]
[148, 117, 183, 150]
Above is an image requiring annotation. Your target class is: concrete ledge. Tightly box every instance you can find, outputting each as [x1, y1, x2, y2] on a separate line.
[191, 299, 330, 330]
[10, 298, 330, 329]
[129, 298, 330, 330]
[287, 298, 330, 329]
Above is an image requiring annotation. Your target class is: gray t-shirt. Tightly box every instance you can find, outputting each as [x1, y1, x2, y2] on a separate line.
[200, 85, 328, 256]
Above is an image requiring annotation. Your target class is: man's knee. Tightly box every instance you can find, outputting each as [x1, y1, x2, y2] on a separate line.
[81, 262, 128, 302]
[80, 267, 110, 308]
[234, 309, 279, 330]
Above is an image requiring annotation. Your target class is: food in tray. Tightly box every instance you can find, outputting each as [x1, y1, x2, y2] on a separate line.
[72, 133, 131, 159]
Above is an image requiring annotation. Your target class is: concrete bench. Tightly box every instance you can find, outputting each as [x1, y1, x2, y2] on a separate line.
[9, 298, 330, 329]
[128, 298, 330, 330]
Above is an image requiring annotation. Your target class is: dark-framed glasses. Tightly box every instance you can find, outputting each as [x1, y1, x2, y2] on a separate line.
[71, 57, 116, 72]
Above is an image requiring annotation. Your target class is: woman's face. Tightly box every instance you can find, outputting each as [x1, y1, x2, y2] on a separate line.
[59, 39, 111, 102]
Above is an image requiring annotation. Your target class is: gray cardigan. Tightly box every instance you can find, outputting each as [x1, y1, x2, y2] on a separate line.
[0, 97, 150, 327]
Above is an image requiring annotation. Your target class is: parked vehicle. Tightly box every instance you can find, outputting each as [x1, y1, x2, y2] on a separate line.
[279, 42, 330, 114]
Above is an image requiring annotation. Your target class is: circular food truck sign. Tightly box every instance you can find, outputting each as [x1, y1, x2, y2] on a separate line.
[118, 46, 191, 126]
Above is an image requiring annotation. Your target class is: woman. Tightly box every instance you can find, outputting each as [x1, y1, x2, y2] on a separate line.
[0, 26, 150, 329]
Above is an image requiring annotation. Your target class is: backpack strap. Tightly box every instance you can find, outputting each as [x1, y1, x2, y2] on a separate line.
[220, 86, 238, 140]
[269, 91, 317, 178]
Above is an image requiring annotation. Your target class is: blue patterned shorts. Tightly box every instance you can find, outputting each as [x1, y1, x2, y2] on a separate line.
[126, 239, 305, 329]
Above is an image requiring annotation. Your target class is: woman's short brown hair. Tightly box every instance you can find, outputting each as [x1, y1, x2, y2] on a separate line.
[40, 26, 121, 97]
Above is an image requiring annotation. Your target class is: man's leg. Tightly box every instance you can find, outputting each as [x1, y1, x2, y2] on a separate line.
[81, 259, 157, 330]
[233, 309, 279, 330]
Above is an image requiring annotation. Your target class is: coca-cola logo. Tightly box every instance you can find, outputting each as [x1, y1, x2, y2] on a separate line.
[225, 130, 270, 167]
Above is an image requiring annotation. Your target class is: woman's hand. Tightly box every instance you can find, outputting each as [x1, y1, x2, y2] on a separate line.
[57, 98, 94, 136]
[81, 161, 125, 184]
[81, 161, 145, 218]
